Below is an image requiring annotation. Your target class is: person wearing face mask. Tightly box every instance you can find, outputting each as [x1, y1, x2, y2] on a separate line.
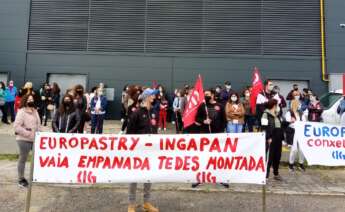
[337, 94, 345, 126]
[39, 83, 53, 126]
[220, 81, 234, 106]
[14, 94, 41, 188]
[242, 88, 255, 132]
[0, 81, 9, 124]
[90, 88, 107, 134]
[272, 86, 287, 115]
[299, 88, 310, 112]
[256, 80, 280, 127]
[225, 93, 245, 133]
[157, 85, 168, 131]
[215, 85, 222, 102]
[52, 94, 80, 133]
[173, 89, 186, 133]
[73, 85, 88, 133]
[306, 94, 323, 122]
[286, 84, 300, 101]
[126, 88, 159, 212]
[261, 99, 284, 181]
[5, 80, 17, 122]
[192, 89, 228, 188]
[285, 99, 307, 172]
[202, 89, 226, 133]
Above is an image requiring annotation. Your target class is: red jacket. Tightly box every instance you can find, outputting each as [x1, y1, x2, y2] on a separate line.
[14, 96, 21, 113]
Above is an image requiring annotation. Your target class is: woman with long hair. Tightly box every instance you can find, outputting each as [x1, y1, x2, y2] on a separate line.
[52, 94, 80, 133]
[14, 94, 41, 187]
[73, 84, 88, 133]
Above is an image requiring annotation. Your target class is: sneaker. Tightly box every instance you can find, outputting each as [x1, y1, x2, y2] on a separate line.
[191, 183, 201, 188]
[298, 164, 306, 172]
[128, 204, 136, 212]
[142, 202, 159, 212]
[163, 128, 167, 131]
[273, 175, 283, 181]
[158, 128, 161, 131]
[121, 118, 125, 123]
[220, 183, 229, 188]
[119, 131, 124, 134]
[171, 121, 175, 125]
[18, 178, 29, 188]
[288, 164, 295, 172]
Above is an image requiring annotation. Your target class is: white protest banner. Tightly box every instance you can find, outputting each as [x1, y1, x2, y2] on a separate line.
[295, 121, 345, 166]
[33, 132, 266, 185]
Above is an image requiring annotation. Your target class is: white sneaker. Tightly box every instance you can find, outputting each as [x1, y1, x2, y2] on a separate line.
[120, 118, 125, 123]
[164, 128, 167, 131]
[158, 128, 161, 131]
[172, 121, 175, 125]
[119, 131, 124, 134]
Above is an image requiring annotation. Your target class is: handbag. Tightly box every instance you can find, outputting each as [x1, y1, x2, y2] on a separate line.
[0, 99, 5, 106]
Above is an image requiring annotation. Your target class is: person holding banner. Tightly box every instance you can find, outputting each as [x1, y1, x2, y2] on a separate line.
[261, 99, 284, 181]
[14, 94, 41, 188]
[126, 88, 159, 212]
[337, 95, 345, 126]
[306, 94, 323, 122]
[52, 94, 81, 133]
[285, 99, 307, 172]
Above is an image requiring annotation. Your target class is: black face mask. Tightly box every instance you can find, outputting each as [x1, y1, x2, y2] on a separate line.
[27, 102, 35, 108]
[294, 88, 298, 91]
[63, 101, 72, 108]
[205, 96, 212, 103]
[76, 90, 83, 95]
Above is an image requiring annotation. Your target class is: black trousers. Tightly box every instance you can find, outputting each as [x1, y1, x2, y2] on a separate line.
[0, 105, 8, 123]
[266, 137, 282, 178]
[174, 112, 183, 133]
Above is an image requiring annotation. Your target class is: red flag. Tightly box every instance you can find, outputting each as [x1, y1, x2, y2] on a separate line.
[183, 75, 205, 128]
[250, 67, 264, 114]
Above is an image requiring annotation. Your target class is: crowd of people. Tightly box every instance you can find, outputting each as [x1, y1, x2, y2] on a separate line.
[3, 78, 343, 212]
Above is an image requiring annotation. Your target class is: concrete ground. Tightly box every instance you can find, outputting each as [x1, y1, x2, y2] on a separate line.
[1, 160, 345, 212]
[1, 121, 345, 211]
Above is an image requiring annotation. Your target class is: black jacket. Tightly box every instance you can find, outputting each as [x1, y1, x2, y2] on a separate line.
[52, 110, 81, 133]
[127, 106, 157, 134]
[196, 102, 226, 133]
[261, 110, 284, 142]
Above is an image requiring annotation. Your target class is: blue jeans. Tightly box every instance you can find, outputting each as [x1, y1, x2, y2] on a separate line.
[91, 114, 105, 134]
[226, 122, 243, 133]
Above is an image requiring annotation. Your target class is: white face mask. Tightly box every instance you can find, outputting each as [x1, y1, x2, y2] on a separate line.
[226, 85, 231, 90]
[268, 85, 274, 91]
[245, 92, 250, 97]
[216, 88, 221, 93]
[231, 96, 237, 102]
[275, 106, 280, 114]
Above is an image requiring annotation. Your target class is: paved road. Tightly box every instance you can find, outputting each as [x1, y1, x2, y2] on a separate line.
[0, 161, 345, 212]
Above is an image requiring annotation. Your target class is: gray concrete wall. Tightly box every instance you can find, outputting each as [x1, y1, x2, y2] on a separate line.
[26, 52, 327, 118]
[0, 0, 29, 86]
[325, 0, 345, 74]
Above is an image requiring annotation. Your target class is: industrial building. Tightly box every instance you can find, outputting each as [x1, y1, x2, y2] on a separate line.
[0, 0, 343, 118]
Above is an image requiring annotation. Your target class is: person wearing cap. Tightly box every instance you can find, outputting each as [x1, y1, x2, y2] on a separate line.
[126, 88, 159, 212]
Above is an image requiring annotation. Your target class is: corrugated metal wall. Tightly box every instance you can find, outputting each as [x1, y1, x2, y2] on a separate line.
[28, 0, 321, 56]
